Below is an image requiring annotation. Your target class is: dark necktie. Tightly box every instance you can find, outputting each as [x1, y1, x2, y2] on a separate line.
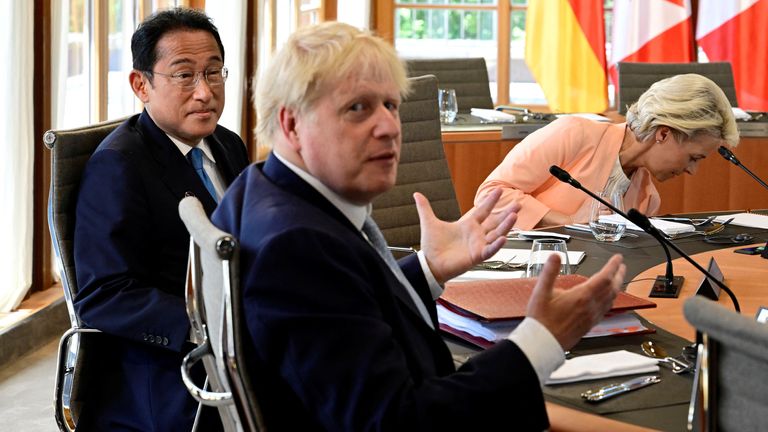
[187, 147, 218, 203]
[362, 216, 433, 328]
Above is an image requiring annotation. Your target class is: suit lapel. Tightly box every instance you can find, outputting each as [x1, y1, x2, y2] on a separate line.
[261, 156, 432, 328]
[136, 111, 218, 215]
[207, 130, 240, 185]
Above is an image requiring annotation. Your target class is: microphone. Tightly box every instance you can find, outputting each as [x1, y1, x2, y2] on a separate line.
[718, 146, 768, 191]
[549, 165, 684, 296]
[549, 165, 621, 215]
[549, 165, 583, 189]
[627, 209, 741, 312]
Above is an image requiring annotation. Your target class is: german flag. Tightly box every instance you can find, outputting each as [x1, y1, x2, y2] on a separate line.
[525, 0, 608, 113]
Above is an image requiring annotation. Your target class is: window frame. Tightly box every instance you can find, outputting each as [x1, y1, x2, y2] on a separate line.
[27, 0, 257, 298]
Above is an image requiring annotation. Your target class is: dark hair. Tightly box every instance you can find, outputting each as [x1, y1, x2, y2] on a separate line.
[131, 7, 225, 72]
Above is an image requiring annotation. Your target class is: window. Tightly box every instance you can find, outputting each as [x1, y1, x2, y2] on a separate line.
[56, 0, 198, 129]
[379, 0, 616, 107]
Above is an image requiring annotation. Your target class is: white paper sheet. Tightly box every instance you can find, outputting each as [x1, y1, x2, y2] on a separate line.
[714, 212, 768, 229]
[599, 214, 695, 235]
[486, 248, 586, 265]
[469, 108, 517, 122]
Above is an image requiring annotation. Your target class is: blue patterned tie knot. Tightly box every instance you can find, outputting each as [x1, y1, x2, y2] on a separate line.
[187, 147, 218, 203]
[362, 217, 433, 328]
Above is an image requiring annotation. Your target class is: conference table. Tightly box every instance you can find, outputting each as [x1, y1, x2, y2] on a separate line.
[444, 217, 768, 431]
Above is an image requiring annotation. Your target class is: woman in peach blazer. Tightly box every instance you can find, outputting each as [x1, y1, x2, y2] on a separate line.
[476, 74, 740, 230]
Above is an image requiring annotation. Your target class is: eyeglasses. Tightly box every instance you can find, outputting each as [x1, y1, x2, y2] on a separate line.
[147, 67, 228, 90]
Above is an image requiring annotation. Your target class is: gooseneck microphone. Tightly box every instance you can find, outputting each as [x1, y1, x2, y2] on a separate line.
[549, 165, 684, 295]
[549, 166, 624, 216]
[718, 146, 768, 191]
[627, 209, 741, 312]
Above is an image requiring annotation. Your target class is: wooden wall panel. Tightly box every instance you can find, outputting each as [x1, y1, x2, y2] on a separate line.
[443, 132, 768, 217]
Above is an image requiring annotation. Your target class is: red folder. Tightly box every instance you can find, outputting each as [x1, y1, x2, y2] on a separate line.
[438, 275, 656, 322]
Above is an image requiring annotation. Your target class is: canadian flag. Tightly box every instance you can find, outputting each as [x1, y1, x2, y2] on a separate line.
[697, 0, 768, 110]
[609, 0, 694, 86]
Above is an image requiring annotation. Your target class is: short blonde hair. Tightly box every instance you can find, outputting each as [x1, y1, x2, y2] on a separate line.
[255, 22, 410, 145]
[626, 73, 739, 148]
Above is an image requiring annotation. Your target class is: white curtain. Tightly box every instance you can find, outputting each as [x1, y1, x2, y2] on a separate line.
[51, 0, 69, 129]
[337, 0, 371, 29]
[0, 0, 34, 312]
[206, 0, 247, 138]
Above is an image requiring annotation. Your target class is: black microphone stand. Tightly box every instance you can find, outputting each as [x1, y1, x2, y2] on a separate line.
[718, 146, 768, 191]
[627, 208, 741, 312]
[549, 165, 684, 296]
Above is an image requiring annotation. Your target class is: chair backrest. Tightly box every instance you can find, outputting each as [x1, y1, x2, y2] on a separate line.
[179, 196, 266, 432]
[45, 118, 125, 432]
[683, 296, 768, 431]
[45, 117, 126, 327]
[616, 62, 739, 115]
[405, 58, 494, 112]
[371, 75, 461, 249]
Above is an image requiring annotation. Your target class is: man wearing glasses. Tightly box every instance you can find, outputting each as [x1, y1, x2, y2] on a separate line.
[73, 8, 248, 431]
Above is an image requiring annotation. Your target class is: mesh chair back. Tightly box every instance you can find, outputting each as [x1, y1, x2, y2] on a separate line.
[683, 296, 768, 431]
[45, 118, 126, 326]
[405, 58, 494, 112]
[616, 62, 738, 115]
[371, 75, 461, 249]
[44, 118, 126, 432]
[179, 196, 266, 432]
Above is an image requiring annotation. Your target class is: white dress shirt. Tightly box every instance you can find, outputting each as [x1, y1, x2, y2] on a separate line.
[169, 135, 227, 200]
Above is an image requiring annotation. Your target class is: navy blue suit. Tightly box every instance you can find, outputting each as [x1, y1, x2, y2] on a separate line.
[74, 111, 249, 431]
[212, 155, 548, 431]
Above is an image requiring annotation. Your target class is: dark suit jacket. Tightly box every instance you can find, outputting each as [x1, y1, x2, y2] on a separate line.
[73, 110, 249, 431]
[212, 155, 548, 431]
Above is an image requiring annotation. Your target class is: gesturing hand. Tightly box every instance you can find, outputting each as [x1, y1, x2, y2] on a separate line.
[415, 189, 519, 284]
[527, 254, 626, 350]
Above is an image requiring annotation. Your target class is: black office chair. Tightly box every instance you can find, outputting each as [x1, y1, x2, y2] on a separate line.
[405, 58, 494, 112]
[44, 117, 126, 432]
[371, 74, 461, 250]
[616, 62, 739, 115]
[684, 296, 768, 431]
[179, 196, 267, 432]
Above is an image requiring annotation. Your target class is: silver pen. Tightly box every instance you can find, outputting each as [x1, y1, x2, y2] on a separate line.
[581, 375, 661, 402]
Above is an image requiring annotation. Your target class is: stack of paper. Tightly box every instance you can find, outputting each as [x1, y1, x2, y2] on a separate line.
[469, 108, 517, 123]
[554, 113, 611, 122]
[437, 275, 656, 349]
[438, 306, 652, 349]
[714, 212, 768, 229]
[599, 214, 695, 235]
[484, 248, 586, 266]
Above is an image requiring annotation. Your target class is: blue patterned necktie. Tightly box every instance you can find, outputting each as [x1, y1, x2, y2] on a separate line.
[362, 216, 433, 328]
[187, 147, 218, 203]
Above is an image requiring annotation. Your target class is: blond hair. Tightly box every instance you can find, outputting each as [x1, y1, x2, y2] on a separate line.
[626, 73, 739, 148]
[254, 22, 410, 146]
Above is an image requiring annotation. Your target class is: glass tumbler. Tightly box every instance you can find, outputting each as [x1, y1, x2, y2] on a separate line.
[526, 239, 571, 277]
[438, 88, 458, 124]
[588, 191, 627, 242]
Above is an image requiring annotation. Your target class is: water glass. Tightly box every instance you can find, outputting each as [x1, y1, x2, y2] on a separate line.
[526, 239, 571, 277]
[589, 191, 627, 242]
[438, 88, 458, 124]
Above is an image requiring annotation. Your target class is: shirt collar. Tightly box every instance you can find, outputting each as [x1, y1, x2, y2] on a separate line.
[273, 151, 369, 230]
[168, 134, 217, 164]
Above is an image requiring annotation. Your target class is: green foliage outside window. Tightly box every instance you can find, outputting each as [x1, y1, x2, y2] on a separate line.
[397, 9, 495, 40]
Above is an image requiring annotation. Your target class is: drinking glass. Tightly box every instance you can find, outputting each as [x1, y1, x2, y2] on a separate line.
[526, 239, 571, 277]
[588, 191, 627, 242]
[438, 88, 458, 124]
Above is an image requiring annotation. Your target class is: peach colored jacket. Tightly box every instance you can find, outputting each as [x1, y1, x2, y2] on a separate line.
[475, 116, 660, 230]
